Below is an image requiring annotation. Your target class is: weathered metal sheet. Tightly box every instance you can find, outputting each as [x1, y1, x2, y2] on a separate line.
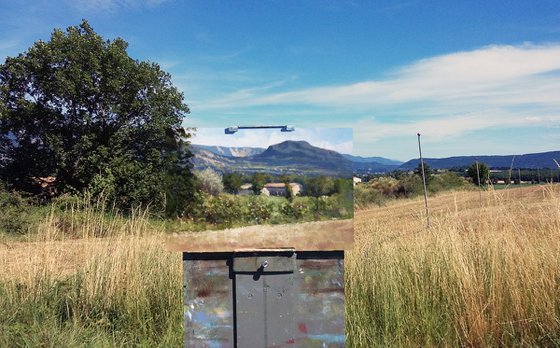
[235, 252, 296, 347]
[183, 251, 345, 348]
[184, 255, 234, 347]
[233, 254, 295, 273]
[294, 255, 345, 347]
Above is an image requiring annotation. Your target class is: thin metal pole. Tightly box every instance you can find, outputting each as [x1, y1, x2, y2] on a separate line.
[476, 159, 482, 207]
[508, 155, 515, 185]
[417, 133, 430, 228]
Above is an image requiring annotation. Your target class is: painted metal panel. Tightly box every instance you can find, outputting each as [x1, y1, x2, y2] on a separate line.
[235, 253, 296, 347]
[184, 256, 234, 347]
[183, 251, 345, 347]
[294, 254, 345, 347]
[233, 254, 296, 273]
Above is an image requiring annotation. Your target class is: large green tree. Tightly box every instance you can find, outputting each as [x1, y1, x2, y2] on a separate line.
[0, 20, 193, 211]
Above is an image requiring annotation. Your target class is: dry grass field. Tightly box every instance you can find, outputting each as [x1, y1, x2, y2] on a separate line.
[347, 184, 560, 347]
[0, 185, 559, 346]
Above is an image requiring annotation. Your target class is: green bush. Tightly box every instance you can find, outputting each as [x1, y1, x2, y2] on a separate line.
[355, 171, 473, 208]
[0, 188, 33, 235]
[355, 184, 386, 208]
[244, 196, 274, 224]
[280, 197, 313, 220]
[428, 172, 469, 193]
[200, 194, 242, 227]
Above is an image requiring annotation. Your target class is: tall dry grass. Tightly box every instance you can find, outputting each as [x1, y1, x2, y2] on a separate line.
[0, 198, 182, 347]
[347, 185, 560, 347]
[1, 186, 559, 346]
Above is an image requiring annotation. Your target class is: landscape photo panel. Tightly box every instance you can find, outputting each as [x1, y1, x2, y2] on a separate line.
[168, 127, 354, 252]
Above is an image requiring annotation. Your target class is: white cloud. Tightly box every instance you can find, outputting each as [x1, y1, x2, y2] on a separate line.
[194, 43, 560, 153]
[352, 110, 560, 141]
[209, 43, 560, 108]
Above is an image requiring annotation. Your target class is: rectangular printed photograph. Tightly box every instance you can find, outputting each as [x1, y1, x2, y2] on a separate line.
[167, 126, 354, 252]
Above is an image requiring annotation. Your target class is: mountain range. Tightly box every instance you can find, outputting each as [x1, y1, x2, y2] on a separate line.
[399, 151, 560, 170]
[192, 144, 265, 157]
[190, 141, 353, 177]
[191, 142, 560, 174]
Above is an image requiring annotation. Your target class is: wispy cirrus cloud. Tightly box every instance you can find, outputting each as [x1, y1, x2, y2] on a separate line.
[64, 0, 171, 13]
[200, 43, 560, 109]
[0, 39, 22, 59]
[190, 43, 560, 158]
[352, 110, 560, 141]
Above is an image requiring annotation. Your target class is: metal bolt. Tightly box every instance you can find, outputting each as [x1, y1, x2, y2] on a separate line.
[262, 260, 269, 268]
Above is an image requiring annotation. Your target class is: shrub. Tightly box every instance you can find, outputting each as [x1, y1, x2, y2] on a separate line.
[194, 168, 224, 196]
[354, 184, 386, 208]
[200, 194, 242, 227]
[244, 196, 274, 224]
[0, 188, 33, 235]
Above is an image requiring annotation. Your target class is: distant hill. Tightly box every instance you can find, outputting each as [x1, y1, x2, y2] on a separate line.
[342, 154, 403, 174]
[253, 141, 353, 176]
[399, 151, 560, 170]
[342, 154, 403, 166]
[191, 143, 402, 175]
[192, 144, 265, 157]
[190, 140, 353, 177]
[351, 162, 401, 174]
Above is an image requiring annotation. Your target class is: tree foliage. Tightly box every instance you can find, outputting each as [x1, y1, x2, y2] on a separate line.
[305, 176, 334, 197]
[467, 162, 489, 186]
[0, 20, 193, 211]
[414, 161, 433, 184]
[251, 173, 267, 195]
[223, 172, 243, 194]
[194, 168, 223, 196]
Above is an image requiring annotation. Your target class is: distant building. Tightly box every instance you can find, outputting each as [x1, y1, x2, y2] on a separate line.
[238, 183, 253, 195]
[261, 183, 303, 197]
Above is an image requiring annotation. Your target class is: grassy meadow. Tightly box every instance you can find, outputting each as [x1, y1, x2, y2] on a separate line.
[0, 185, 559, 346]
[347, 184, 560, 347]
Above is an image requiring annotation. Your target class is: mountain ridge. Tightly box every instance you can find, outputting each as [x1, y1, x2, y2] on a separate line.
[190, 140, 353, 177]
[191, 144, 265, 157]
[191, 143, 560, 173]
[399, 150, 560, 170]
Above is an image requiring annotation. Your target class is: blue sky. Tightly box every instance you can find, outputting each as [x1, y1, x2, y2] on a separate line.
[1, 1, 560, 160]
